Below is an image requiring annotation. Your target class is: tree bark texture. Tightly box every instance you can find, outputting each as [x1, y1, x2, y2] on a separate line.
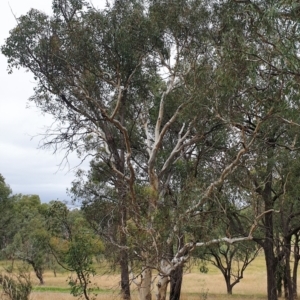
[262, 142, 277, 300]
[156, 274, 169, 300]
[293, 233, 300, 299]
[138, 268, 152, 300]
[263, 211, 277, 300]
[120, 231, 131, 300]
[119, 192, 131, 300]
[169, 266, 183, 300]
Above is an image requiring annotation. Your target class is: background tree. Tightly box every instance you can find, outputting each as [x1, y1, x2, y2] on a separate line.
[272, 156, 300, 300]
[4, 194, 50, 285]
[47, 201, 104, 300]
[0, 174, 14, 254]
[199, 241, 260, 294]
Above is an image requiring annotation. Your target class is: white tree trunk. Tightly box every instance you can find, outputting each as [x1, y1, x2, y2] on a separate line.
[156, 274, 169, 300]
[138, 268, 152, 300]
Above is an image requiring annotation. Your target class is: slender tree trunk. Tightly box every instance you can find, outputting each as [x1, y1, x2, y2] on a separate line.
[77, 270, 90, 300]
[263, 185, 276, 300]
[276, 263, 283, 298]
[264, 244, 277, 300]
[283, 236, 293, 300]
[263, 207, 277, 300]
[292, 259, 298, 299]
[116, 92, 131, 300]
[263, 141, 277, 300]
[284, 272, 289, 300]
[221, 267, 233, 295]
[33, 265, 44, 285]
[292, 233, 300, 299]
[25, 259, 44, 285]
[120, 230, 131, 300]
[11, 257, 15, 272]
[226, 278, 233, 295]
[118, 197, 131, 300]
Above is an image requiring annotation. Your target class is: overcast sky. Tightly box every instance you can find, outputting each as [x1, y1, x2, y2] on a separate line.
[0, 1, 106, 203]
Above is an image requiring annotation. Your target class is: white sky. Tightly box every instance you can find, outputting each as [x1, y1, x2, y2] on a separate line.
[0, 0, 106, 203]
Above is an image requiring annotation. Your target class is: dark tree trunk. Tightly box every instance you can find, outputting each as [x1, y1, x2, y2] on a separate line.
[254, 208, 277, 300]
[118, 89, 131, 300]
[109, 93, 131, 300]
[255, 219, 278, 300]
[283, 236, 293, 300]
[223, 266, 233, 295]
[284, 273, 289, 300]
[225, 276, 233, 295]
[276, 261, 285, 298]
[225, 275, 233, 295]
[169, 235, 184, 300]
[262, 142, 277, 300]
[120, 230, 130, 300]
[169, 266, 183, 300]
[262, 198, 278, 300]
[117, 194, 130, 300]
[264, 242, 277, 300]
[25, 258, 44, 285]
[33, 265, 44, 285]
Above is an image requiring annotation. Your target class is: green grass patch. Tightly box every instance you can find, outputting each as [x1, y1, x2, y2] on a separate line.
[33, 286, 71, 293]
[33, 286, 111, 294]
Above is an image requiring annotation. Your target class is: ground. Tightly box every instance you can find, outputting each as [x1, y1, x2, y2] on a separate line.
[0, 254, 277, 299]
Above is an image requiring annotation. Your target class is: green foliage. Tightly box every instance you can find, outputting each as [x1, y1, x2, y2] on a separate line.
[3, 195, 51, 285]
[199, 264, 208, 274]
[47, 201, 103, 300]
[0, 174, 14, 254]
[4, 0, 300, 299]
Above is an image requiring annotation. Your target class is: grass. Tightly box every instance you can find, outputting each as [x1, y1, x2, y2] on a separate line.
[32, 285, 110, 293]
[0, 253, 285, 299]
[33, 286, 71, 293]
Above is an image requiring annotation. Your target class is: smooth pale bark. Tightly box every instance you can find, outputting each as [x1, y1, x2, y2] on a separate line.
[156, 274, 169, 300]
[293, 233, 300, 299]
[133, 231, 260, 300]
[138, 268, 152, 300]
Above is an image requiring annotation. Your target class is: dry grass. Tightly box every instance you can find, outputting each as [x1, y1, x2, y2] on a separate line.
[0, 254, 287, 299]
[181, 253, 267, 296]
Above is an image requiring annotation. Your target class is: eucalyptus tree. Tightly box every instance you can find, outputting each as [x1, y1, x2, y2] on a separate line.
[221, 139, 300, 300]
[6, 195, 50, 285]
[0, 174, 14, 253]
[46, 201, 103, 300]
[206, 1, 300, 300]
[201, 243, 260, 294]
[3, 1, 300, 300]
[197, 220, 261, 295]
[271, 156, 300, 300]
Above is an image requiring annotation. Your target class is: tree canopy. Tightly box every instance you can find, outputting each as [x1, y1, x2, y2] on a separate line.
[3, 1, 300, 300]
